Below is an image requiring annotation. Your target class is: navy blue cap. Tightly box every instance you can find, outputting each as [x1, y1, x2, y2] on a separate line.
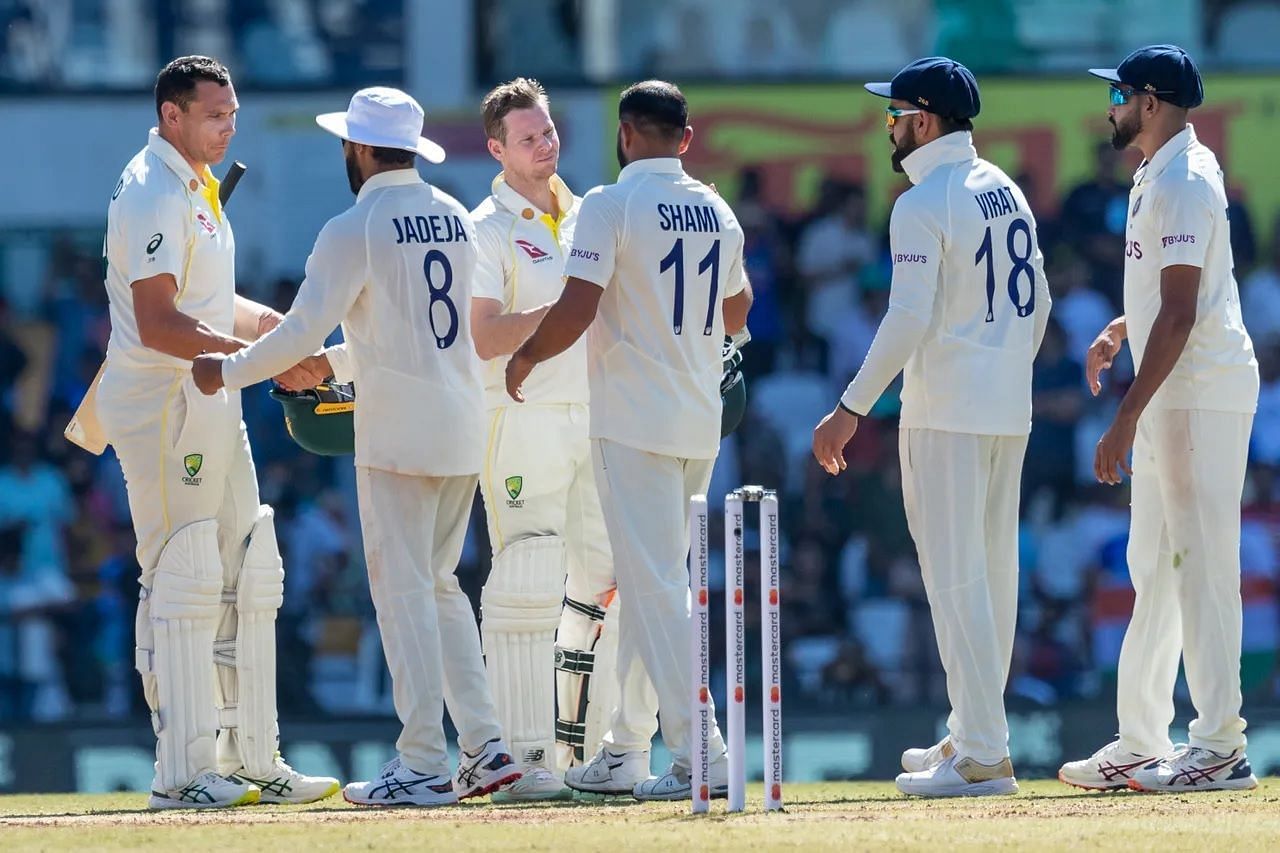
[1089, 44, 1203, 108]
[864, 57, 981, 120]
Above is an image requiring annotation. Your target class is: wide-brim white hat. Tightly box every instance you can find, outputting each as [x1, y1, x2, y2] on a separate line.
[316, 86, 445, 164]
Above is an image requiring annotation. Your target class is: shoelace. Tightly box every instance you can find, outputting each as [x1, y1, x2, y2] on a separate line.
[380, 757, 403, 778]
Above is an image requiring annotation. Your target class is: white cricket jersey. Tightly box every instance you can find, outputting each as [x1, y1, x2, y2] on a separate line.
[562, 157, 747, 459]
[471, 173, 587, 409]
[1122, 124, 1258, 414]
[104, 129, 235, 371]
[841, 132, 1051, 436]
[222, 169, 485, 477]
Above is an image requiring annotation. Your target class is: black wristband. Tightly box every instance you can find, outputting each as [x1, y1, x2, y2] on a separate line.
[837, 400, 859, 417]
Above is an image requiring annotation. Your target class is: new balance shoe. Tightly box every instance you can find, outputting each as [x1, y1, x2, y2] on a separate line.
[901, 736, 954, 773]
[148, 771, 260, 810]
[565, 748, 652, 795]
[633, 756, 728, 802]
[227, 753, 340, 804]
[491, 766, 573, 803]
[896, 753, 1019, 798]
[455, 738, 522, 800]
[1128, 746, 1258, 793]
[343, 757, 457, 806]
[1058, 739, 1156, 791]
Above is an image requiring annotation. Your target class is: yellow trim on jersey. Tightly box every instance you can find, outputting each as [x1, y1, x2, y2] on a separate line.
[505, 217, 520, 310]
[482, 408, 507, 551]
[199, 169, 223, 222]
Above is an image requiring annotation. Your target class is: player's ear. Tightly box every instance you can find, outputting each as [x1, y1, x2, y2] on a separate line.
[159, 100, 181, 129]
[486, 135, 504, 163]
[678, 125, 693, 155]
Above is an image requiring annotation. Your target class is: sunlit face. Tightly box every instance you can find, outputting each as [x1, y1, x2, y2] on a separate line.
[166, 79, 238, 167]
[1107, 86, 1146, 151]
[887, 99, 921, 174]
[494, 103, 559, 182]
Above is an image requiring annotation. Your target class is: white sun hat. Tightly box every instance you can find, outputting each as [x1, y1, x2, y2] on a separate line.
[315, 87, 446, 164]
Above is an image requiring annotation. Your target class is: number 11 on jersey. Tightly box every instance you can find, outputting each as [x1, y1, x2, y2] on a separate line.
[659, 237, 720, 335]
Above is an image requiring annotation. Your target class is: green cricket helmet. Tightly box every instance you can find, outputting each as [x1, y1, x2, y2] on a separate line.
[269, 382, 355, 456]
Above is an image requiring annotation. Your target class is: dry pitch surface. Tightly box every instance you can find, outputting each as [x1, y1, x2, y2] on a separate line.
[3, 780, 1279, 851]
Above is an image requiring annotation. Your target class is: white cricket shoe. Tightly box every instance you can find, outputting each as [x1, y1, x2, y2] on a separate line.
[343, 757, 457, 807]
[1058, 739, 1156, 791]
[454, 738, 522, 800]
[491, 766, 573, 803]
[227, 753, 340, 804]
[565, 748, 652, 795]
[632, 755, 728, 802]
[901, 736, 954, 773]
[1128, 745, 1258, 793]
[148, 771, 260, 810]
[896, 753, 1018, 798]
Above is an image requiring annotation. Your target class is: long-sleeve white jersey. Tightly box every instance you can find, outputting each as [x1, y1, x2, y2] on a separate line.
[841, 131, 1051, 436]
[222, 169, 484, 477]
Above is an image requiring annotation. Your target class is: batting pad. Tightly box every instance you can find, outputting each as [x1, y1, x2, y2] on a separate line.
[482, 536, 566, 770]
[139, 519, 223, 792]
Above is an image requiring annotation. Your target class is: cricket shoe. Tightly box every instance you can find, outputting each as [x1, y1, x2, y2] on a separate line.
[227, 753, 340, 804]
[1058, 739, 1156, 791]
[896, 753, 1018, 798]
[632, 755, 728, 802]
[901, 736, 954, 773]
[148, 771, 260, 810]
[455, 738, 522, 800]
[565, 748, 652, 795]
[343, 757, 457, 807]
[1128, 745, 1258, 793]
[491, 766, 574, 803]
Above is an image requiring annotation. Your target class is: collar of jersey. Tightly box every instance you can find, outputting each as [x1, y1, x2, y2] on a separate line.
[147, 129, 223, 220]
[1133, 124, 1196, 187]
[900, 131, 977, 186]
[618, 157, 683, 182]
[491, 172, 575, 222]
[357, 167, 425, 203]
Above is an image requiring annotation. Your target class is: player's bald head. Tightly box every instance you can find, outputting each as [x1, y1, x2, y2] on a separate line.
[618, 80, 688, 142]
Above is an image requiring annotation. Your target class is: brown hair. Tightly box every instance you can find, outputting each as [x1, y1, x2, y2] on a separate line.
[481, 77, 549, 142]
[155, 55, 231, 121]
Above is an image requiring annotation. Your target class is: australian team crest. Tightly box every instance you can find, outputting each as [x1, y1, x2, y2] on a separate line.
[182, 453, 204, 485]
[504, 475, 524, 508]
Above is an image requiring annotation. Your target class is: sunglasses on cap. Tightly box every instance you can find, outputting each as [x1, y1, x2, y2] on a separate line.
[1109, 84, 1174, 106]
[885, 107, 922, 129]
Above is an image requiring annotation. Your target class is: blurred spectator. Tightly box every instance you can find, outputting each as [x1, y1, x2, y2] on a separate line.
[1242, 215, 1280, 346]
[1024, 319, 1086, 519]
[0, 520, 74, 721]
[1058, 142, 1130, 307]
[796, 182, 876, 343]
[1047, 250, 1119, 361]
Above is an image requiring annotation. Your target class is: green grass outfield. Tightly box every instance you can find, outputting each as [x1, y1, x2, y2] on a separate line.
[3, 780, 1280, 851]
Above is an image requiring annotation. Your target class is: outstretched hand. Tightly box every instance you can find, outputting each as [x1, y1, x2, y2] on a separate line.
[192, 353, 226, 395]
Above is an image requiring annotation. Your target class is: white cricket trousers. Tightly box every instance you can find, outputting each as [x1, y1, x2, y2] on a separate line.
[355, 467, 504, 775]
[591, 438, 727, 766]
[899, 428, 1027, 763]
[1117, 408, 1253, 756]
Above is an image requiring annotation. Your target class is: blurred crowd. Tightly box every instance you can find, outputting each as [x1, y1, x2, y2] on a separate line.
[2, 141, 1280, 727]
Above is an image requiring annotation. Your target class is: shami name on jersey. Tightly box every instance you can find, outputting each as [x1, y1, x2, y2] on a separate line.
[393, 214, 469, 244]
[658, 203, 721, 232]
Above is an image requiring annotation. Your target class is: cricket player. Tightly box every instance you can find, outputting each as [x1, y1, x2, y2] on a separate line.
[98, 55, 337, 808]
[470, 78, 658, 801]
[192, 87, 521, 806]
[812, 57, 1051, 798]
[506, 80, 753, 801]
[1059, 45, 1259, 793]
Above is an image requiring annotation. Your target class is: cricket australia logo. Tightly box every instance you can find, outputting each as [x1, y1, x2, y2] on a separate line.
[182, 453, 204, 486]
[504, 475, 524, 508]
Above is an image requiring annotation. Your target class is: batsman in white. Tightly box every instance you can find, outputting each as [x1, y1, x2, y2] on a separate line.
[97, 56, 338, 809]
[1059, 45, 1259, 794]
[812, 57, 1051, 798]
[192, 87, 521, 806]
[470, 78, 659, 801]
[506, 80, 753, 802]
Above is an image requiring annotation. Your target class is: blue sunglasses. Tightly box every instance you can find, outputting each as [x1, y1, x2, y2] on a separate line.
[1109, 84, 1173, 106]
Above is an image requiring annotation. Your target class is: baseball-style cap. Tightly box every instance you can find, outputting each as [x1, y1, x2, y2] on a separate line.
[316, 87, 446, 163]
[865, 57, 981, 120]
[1088, 44, 1204, 108]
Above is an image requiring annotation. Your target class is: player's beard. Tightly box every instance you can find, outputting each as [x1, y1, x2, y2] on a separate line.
[890, 123, 919, 174]
[1110, 111, 1142, 151]
[616, 128, 629, 170]
[344, 144, 363, 195]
